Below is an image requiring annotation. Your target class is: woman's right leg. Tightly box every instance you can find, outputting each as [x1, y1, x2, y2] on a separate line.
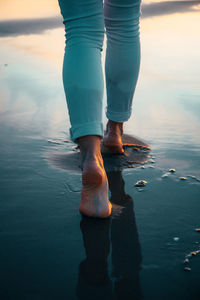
[58, 0, 112, 218]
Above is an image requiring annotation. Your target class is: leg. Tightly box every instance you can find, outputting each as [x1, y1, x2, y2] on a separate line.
[58, 0, 105, 142]
[103, 0, 142, 153]
[78, 135, 112, 218]
[58, 0, 112, 218]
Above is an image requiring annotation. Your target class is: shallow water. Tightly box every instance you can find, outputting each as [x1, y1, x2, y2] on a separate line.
[0, 1, 200, 299]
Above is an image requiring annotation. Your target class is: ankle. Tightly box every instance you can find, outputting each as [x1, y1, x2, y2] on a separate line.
[77, 135, 101, 154]
[77, 135, 103, 169]
[106, 120, 123, 135]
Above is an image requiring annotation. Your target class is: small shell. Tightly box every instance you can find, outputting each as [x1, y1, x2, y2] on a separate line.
[184, 258, 189, 264]
[180, 177, 187, 180]
[173, 237, 179, 242]
[169, 168, 176, 173]
[184, 267, 191, 272]
[135, 180, 147, 187]
[195, 228, 200, 232]
[161, 173, 168, 178]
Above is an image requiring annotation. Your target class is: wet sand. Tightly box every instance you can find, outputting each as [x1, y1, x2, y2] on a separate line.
[1, 1, 200, 299]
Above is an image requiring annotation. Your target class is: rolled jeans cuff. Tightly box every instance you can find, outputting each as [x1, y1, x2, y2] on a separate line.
[70, 122, 104, 143]
[106, 108, 132, 122]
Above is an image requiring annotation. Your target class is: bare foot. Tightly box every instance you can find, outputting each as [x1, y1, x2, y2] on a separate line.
[102, 120, 124, 154]
[78, 136, 112, 218]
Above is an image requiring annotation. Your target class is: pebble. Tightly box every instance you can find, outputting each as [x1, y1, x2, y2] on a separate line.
[184, 258, 189, 264]
[135, 180, 147, 187]
[180, 177, 187, 180]
[173, 237, 179, 242]
[195, 228, 200, 232]
[161, 173, 168, 178]
[149, 159, 155, 163]
[191, 250, 200, 255]
[141, 166, 145, 169]
[169, 168, 176, 173]
[184, 248, 200, 270]
[185, 250, 200, 257]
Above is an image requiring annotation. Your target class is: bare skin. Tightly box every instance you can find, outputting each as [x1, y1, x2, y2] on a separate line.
[77, 120, 124, 218]
[77, 135, 112, 218]
[102, 120, 124, 154]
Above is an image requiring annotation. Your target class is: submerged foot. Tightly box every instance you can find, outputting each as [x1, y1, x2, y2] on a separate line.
[102, 120, 124, 154]
[78, 136, 112, 218]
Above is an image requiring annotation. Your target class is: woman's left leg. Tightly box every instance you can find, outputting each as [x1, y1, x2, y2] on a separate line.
[58, 0, 112, 218]
[58, 0, 105, 142]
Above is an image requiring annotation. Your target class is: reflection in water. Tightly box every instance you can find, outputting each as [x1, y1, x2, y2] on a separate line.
[77, 216, 112, 299]
[108, 171, 143, 300]
[77, 171, 142, 299]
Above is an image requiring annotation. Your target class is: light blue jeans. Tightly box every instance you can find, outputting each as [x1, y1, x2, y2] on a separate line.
[58, 0, 142, 142]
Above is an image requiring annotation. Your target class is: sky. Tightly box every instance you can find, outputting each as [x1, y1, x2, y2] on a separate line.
[0, 0, 199, 37]
[0, 0, 200, 143]
[0, 0, 200, 21]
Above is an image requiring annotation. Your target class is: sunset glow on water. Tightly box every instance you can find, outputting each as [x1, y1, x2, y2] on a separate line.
[1, 1, 200, 144]
[1, 1, 200, 299]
